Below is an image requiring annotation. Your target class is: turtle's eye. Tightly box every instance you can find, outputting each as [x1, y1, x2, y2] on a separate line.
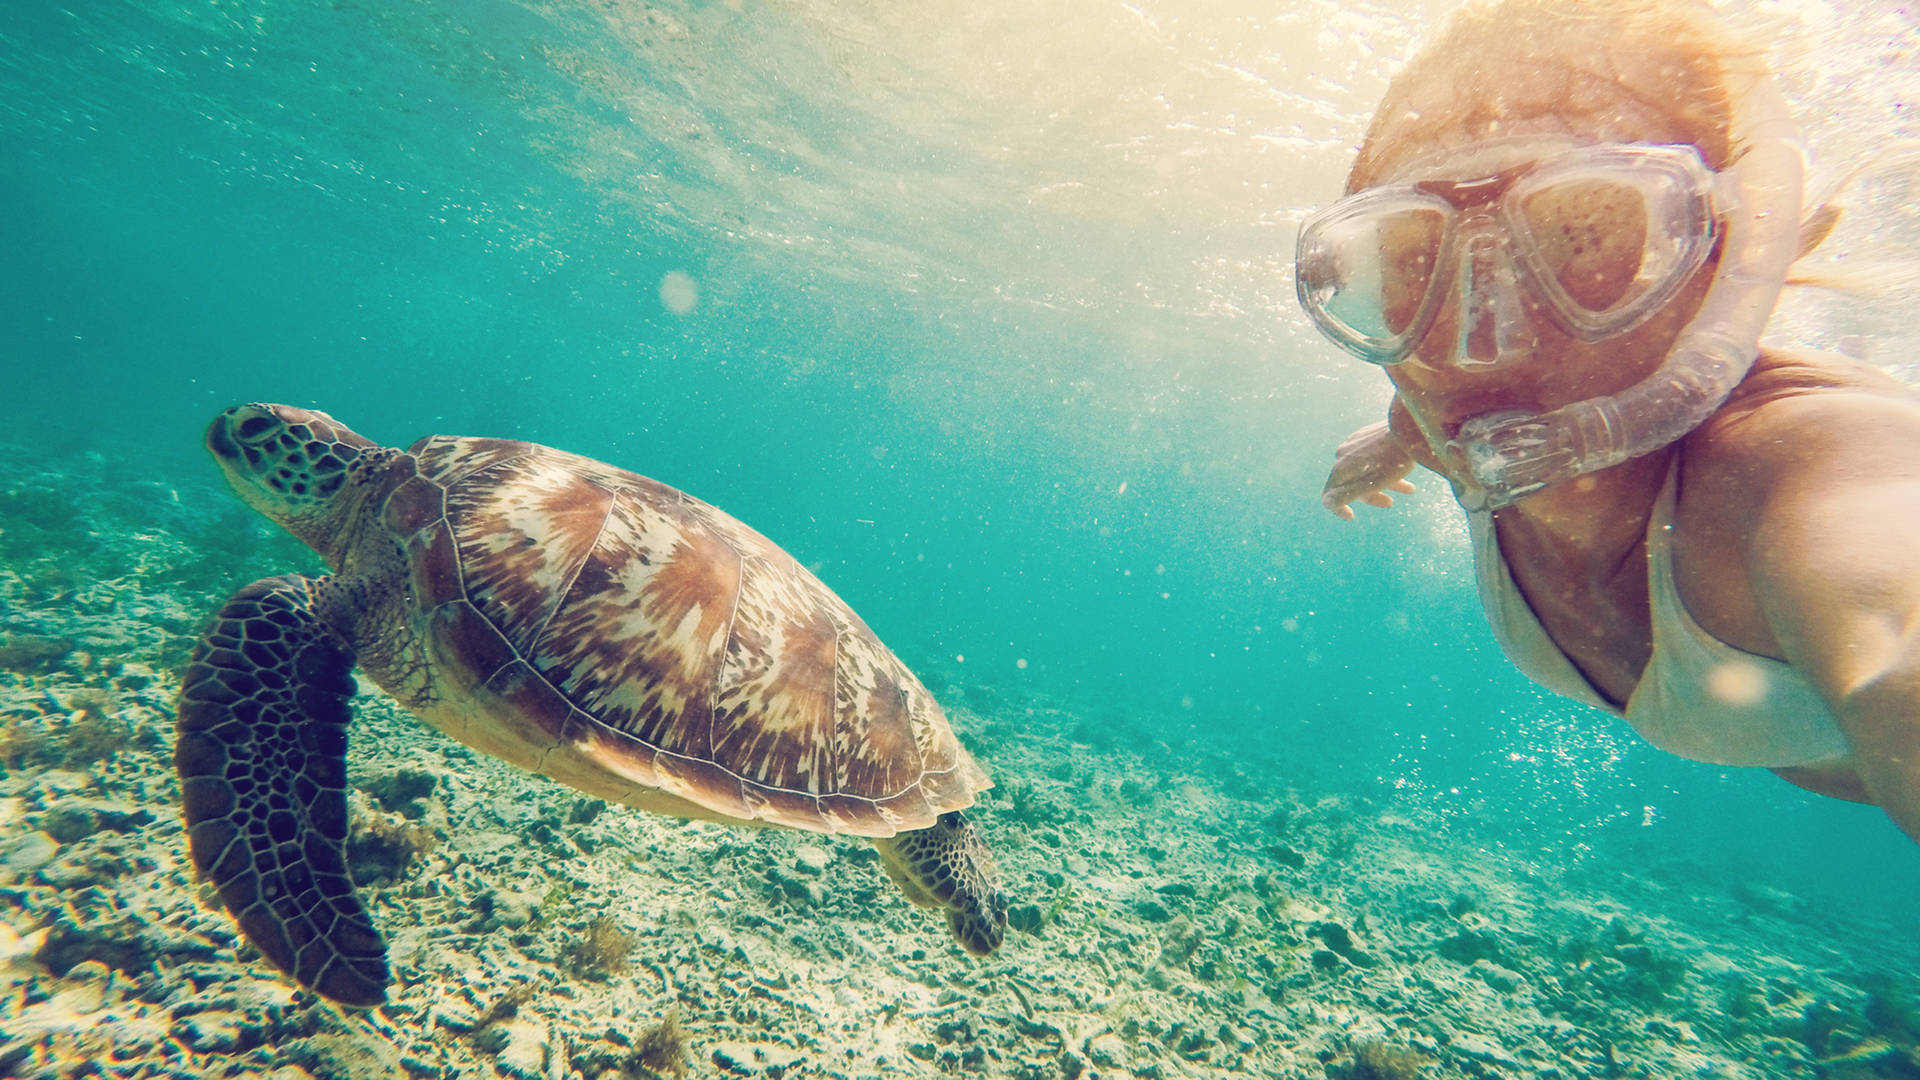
[236, 415, 278, 441]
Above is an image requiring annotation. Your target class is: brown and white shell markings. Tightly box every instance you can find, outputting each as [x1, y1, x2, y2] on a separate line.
[176, 404, 1006, 1006]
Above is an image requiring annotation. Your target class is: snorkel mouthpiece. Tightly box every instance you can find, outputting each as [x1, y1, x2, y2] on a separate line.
[1452, 408, 1602, 505]
[1455, 328, 1756, 507]
[1449, 77, 1805, 509]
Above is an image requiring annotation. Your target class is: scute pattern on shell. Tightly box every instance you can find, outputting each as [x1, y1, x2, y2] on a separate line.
[393, 436, 985, 835]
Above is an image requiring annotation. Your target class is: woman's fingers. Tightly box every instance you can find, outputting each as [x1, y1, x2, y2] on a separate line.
[1323, 425, 1417, 518]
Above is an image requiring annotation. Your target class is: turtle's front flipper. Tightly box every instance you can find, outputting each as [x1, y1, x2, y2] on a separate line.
[175, 574, 388, 1006]
[874, 811, 1008, 956]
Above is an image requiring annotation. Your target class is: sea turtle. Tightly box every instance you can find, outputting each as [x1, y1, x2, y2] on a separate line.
[175, 403, 1005, 1006]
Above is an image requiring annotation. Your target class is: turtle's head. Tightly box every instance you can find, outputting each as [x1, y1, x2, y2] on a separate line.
[207, 404, 385, 558]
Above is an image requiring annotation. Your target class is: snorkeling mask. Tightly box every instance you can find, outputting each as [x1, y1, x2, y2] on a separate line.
[1296, 83, 1804, 509]
[1297, 142, 1721, 367]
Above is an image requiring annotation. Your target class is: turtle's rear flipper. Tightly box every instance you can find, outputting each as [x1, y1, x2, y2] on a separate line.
[175, 574, 388, 1006]
[875, 811, 1008, 956]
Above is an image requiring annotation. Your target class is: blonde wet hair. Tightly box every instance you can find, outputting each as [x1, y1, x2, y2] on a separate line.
[1347, 0, 1772, 192]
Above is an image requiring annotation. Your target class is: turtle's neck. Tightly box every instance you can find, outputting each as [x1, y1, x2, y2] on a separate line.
[302, 446, 411, 572]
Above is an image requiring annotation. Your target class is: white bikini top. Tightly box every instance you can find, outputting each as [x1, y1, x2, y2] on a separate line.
[1468, 459, 1850, 768]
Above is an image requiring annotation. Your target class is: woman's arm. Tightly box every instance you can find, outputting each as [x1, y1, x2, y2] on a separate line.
[1717, 388, 1920, 842]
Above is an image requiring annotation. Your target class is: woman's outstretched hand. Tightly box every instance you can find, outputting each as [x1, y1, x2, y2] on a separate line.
[1322, 419, 1417, 520]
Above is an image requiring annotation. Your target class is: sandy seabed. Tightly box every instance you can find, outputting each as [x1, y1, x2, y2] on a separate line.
[2, 446, 1917, 1080]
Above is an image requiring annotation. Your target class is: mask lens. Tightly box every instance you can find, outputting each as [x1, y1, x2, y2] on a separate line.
[1517, 178, 1653, 313]
[1297, 200, 1448, 362]
[1377, 209, 1447, 335]
[1504, 147, 1716, 339]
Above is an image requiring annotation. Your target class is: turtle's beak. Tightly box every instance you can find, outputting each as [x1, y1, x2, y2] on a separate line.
[206, 412, 241, 462]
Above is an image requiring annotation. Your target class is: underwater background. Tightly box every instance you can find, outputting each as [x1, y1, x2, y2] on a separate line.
[5, 0, 1920, 1077]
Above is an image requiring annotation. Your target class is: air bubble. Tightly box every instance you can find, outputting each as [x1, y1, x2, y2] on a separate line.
[659, 270, 699, 315]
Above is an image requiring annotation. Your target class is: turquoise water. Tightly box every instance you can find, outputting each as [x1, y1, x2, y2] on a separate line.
[6, 0, 1918, 942]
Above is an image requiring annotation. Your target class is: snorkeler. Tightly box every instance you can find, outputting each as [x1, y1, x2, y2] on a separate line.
[1298, 0, 1920, 843]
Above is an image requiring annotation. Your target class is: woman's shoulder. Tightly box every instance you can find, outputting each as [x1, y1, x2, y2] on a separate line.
[1690, 347, 1920, 476]
[1718, 348, 1917, 414]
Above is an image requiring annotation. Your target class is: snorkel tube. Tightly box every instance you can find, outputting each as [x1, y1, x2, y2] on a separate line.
[1448, 75, 1805, 510]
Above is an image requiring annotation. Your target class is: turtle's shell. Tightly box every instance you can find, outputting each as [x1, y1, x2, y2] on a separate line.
[376, 436, 986, 837]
